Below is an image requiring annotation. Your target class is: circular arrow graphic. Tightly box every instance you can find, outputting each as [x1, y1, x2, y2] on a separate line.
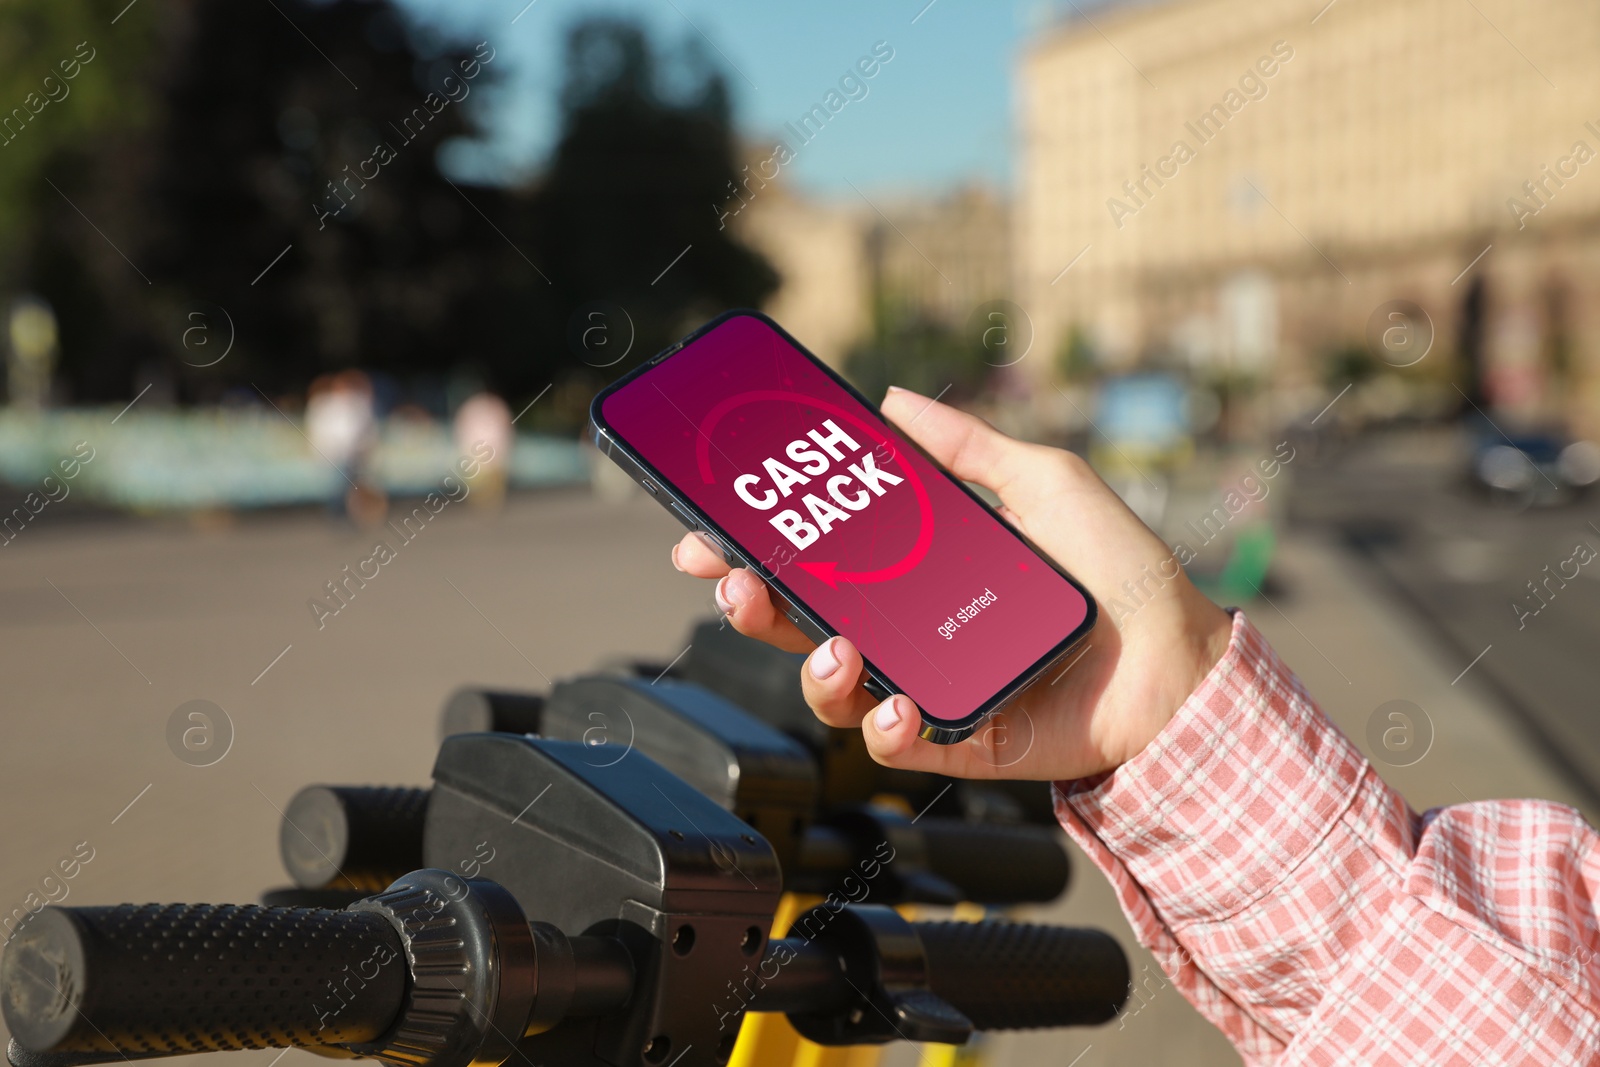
[693, 389, 933, 587]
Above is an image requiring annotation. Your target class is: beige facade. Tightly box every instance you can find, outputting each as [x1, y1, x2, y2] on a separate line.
[732, 183, 869, 368]
[865, 185, 1012, 328]
[734, 171, 1011, 369]
[1017, 0, 1600, 430]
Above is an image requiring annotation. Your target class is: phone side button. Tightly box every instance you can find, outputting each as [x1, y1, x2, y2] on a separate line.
[667, 502, 699, 530]
[862, 677, 891, 700]
[699, 532, 731, 563]
[786, 612, 830, 646]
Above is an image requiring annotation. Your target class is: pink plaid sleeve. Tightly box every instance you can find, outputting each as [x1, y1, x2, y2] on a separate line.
[1054, 610, 1600, 1066]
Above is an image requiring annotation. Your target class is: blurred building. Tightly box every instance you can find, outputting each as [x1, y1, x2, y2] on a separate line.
[731, 181, 869, 367]
[864, 185, 1012, 327]
[1018, 0, 1600, 431]
[733, 165, 1012, 366]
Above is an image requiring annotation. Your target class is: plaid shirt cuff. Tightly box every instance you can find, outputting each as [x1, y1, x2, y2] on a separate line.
[1056, 609, 1368, 926]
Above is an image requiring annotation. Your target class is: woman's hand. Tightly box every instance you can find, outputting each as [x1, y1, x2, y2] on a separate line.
[669, 386, 1233, 782]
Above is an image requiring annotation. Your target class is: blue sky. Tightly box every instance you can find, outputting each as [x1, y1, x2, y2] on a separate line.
[395, 0, 1085, 196]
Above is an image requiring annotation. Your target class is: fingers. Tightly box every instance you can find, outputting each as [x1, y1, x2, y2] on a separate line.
[801, 637, 878, 728]
[799, 638, 1003, 776]
[671, 532, 814, 653]
[880, 386, 1180, 614]
[798, 640, 1015, 780]
[711, 566, 815, 654]
[858, 695, 1009, 779]
[864, 695, 922, 762]
[671, 531, 731, 579]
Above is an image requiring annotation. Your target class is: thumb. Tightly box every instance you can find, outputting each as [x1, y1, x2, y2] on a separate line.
[879, 386, 1039, 507]
[877, 385, 1175, 614]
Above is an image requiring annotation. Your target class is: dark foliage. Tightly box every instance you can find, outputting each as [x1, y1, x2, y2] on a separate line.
[526, 17, 779, 402]
[26, 1, 775, 415]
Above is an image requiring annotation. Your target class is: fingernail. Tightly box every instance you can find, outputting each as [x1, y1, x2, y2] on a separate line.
[809, 638, 841, 680]
[671, 543, 684, 571]
[885, 385, 905, 396]
[716, 570, 756, 614]
[873, 697, 902, 733]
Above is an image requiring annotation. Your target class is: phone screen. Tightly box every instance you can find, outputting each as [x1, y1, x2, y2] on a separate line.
[597, 313, 1093, 726]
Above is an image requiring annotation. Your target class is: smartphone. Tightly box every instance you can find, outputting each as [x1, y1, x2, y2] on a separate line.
[590, 310, 1097, 744]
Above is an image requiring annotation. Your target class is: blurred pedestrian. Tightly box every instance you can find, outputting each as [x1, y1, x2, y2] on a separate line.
[453, 391, 513, 512]
[306, 370, 385, 525]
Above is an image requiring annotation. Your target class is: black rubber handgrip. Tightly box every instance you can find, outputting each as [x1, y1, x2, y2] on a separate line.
[281, 785, 428, 892]
[918, 819, 1071, 904]
[258, 887, 369, 909]
[439, 687, 544, 739]
[1, 903, 406, 1056]
[916, 921, 1129, 1029]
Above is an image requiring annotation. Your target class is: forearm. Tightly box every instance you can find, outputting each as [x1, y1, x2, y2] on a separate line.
[1054, 611, 1600, 1064]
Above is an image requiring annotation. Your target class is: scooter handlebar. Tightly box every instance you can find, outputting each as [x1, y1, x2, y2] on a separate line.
[3, 875, 1129, 1067]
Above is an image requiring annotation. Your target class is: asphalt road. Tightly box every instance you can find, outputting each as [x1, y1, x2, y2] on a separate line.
[1291, 425, 1600, 808]
[0, 487, 1241, 1067]
[0, 464, 1588, 1067]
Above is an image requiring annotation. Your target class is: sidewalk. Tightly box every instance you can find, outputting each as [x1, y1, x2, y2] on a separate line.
[0, 497, 1585, 1067]
[958, 530, 1593, 1067]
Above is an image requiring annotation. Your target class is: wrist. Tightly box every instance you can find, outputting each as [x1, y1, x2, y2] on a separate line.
[1107, 594, 1235, 772]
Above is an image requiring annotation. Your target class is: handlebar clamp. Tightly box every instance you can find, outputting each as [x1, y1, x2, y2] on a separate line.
[785, 905, 971, 1046]
[344, 870, 536, 1067]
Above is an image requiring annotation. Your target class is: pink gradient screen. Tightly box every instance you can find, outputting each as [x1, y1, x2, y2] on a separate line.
[600, 315, 1090, 721]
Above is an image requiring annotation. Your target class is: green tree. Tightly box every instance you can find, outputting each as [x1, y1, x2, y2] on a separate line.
[845, 294, 993, 403]
[525, 16, 779, 412]
[1055, 324, 1096, 383]
[21, 6, 778, 412]
[22, 0, 521, 401]
[135, 0, 521, 398]
[0, 0, 159, 274]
